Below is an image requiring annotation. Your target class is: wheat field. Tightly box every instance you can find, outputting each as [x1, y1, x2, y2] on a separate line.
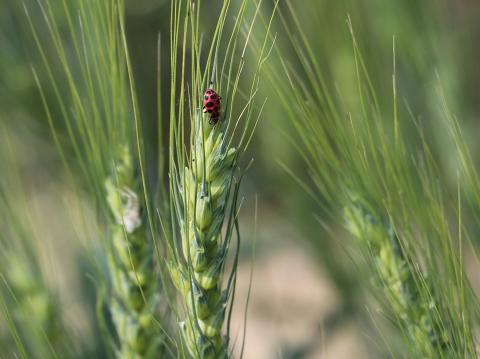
[2, 0, 480, 358]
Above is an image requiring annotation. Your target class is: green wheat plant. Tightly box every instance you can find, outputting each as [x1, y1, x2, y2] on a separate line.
[439, 87, 480, 222]
[8, 0, 480, 357]
[165, 0, 275, 357]
[26, 0, 168, 357]
[248, 1, 465, 341]
[0, 249, 66, 359]
[264, 5, 480, 357]
[0, 126, 74, 358]
[0, 200, 71, 358]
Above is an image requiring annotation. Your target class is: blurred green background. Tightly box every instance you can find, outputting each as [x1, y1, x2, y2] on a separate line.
[1, 0, 480, 357]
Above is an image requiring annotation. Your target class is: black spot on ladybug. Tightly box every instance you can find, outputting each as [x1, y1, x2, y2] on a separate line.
[208, 109, 212, 113]
[204, 95, 209, 100]
[210, 94, 217, 100]
[206, 101, 214, 107]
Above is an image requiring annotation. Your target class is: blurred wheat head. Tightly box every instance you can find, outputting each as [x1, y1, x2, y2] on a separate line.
[264, 3, 480, 357]
[25, 0, 170, 357]
[0, 127, 75, 358]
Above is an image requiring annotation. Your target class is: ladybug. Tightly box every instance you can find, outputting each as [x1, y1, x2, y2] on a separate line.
[202, 88, 221, 125]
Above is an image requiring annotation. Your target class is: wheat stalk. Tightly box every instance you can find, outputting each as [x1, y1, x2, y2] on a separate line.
[165, 1, 276, 357]
[105, 146, 162, 358]
[344, 197, 448, 356]
[262, 4, 478, 356]
[168, 109, 237, 358]
[27, 0, 168, 356]
[0, 128, 72, 358]
[1, 252, 67, 358]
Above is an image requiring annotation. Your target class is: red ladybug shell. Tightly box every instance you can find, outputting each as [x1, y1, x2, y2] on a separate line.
[202, 89, 221, 125]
